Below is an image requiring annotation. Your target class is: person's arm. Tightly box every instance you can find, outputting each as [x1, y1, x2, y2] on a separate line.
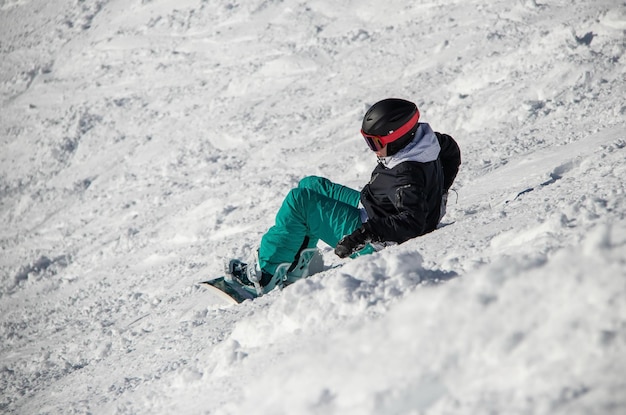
[335, 169, 428, 258]
[361, 170, 428, 243]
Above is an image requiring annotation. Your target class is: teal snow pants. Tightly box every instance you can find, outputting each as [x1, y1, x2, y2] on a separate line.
[258, 176, 363, 275]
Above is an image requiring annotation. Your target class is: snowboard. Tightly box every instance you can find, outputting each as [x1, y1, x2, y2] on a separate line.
[200, 248, 324, 304]
[199, 277, 256, 304]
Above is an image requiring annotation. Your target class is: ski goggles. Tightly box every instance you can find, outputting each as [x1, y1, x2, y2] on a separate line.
[361, 110, 420, 152]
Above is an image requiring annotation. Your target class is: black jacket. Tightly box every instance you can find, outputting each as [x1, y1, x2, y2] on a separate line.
[360, 126, 461, 243]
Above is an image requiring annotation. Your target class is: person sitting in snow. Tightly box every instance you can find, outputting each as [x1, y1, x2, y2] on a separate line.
[229, 98, 461, 294]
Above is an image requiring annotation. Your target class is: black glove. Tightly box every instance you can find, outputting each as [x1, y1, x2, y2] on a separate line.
[335, 226, 371, 258]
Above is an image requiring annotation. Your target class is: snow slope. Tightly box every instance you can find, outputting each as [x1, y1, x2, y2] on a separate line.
[1, 0, 625, 413]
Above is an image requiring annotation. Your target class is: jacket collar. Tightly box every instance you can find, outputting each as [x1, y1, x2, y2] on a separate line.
[378, 123, 441, 168]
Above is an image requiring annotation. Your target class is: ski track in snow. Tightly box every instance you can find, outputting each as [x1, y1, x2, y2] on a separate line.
[1, 0, 625, 414]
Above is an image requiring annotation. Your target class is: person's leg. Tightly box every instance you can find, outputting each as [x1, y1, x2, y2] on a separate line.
[258, 186, 362, 275]
[297, 176, 361, 208]
[296, 176, 362, 253]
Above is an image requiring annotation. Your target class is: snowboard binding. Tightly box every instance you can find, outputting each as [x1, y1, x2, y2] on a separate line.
[223, 248, 324, 298]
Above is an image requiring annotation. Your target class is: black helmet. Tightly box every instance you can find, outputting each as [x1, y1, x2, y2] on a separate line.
[361, 98, 420, 156]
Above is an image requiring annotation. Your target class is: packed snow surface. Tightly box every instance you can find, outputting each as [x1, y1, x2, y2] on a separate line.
[1, 0, 625, 414]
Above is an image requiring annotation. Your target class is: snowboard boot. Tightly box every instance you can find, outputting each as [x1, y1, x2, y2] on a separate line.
[225, 255, 275, 296]
[224, 259, 254, 286]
